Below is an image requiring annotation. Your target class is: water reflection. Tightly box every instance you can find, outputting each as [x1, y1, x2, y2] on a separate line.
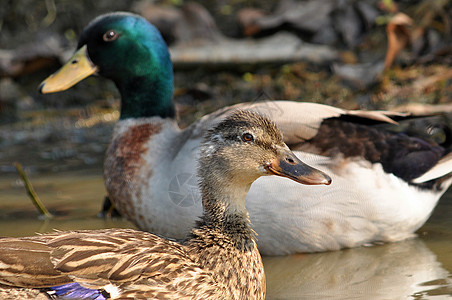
[264, 239, 452, 299]
[0, 172, 135, 236]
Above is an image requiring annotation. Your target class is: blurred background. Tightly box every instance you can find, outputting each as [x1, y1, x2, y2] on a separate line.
[0, 1, 451, 298]
[1, 0, 451, 176]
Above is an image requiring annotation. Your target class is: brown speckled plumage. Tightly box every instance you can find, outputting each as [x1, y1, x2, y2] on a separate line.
[0, 111, 329, 299]
[0, 285, 48, 299]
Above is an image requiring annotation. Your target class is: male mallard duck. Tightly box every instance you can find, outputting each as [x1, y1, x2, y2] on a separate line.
[40, 12, 452, 255]
[0, 111, 331, 299]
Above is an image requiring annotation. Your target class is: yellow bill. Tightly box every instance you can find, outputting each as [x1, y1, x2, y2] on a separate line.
[39, 45, 98, 94]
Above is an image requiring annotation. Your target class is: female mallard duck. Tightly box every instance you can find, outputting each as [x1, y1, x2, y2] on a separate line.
[0, 111, 331, 299]
[40, 12, 452, 255]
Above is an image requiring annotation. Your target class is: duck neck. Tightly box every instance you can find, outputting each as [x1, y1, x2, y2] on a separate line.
[194, 176, 256, 251]
[187, 175, 265, 300]
[116, 61, 175, 120]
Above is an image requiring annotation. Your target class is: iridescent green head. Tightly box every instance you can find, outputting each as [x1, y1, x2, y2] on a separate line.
[40, 12, 175, 119]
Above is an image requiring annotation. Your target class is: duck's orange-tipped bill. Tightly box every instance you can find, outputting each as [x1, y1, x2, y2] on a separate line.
[39, 45, 98, 94]
[266, 147, 332, 186]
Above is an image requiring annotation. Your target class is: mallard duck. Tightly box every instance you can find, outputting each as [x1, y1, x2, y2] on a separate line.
[0, 110, 331, 299]
[40, 12, 452, 255]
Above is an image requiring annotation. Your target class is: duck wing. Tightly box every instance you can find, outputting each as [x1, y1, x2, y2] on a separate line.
[0, 229, 222, 299]
[413, 152, 452, 183]
[0, 237, 69, 287]
[196, 101, 402, 143]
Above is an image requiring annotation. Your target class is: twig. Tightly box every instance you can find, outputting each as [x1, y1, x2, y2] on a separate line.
[14, 162, 53, 219]
[41, 0, 56, 27]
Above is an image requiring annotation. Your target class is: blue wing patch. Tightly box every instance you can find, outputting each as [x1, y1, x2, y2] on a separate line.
[49, 282, 109, 299]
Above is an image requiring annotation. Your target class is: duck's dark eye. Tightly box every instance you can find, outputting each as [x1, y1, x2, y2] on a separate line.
[103, 30, 118, 42]
[241, 133, 254, 142]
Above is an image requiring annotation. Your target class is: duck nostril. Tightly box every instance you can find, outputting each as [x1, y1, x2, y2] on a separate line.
[71, 59, 78, 64]
[286, 157, 295, 164]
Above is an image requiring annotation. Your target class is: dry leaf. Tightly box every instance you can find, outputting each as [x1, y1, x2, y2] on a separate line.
[384, 13, 413, 70]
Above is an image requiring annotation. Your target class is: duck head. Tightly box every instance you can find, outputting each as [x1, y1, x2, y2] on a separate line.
[39, 12, 175, 119]
[199, 110, 331, 194]
[198, 110, 331, 226]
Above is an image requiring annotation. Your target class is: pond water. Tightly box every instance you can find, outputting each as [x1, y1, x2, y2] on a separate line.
[0, 119, 451, 299]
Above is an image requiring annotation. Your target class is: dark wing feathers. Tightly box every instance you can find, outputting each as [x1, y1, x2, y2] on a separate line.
[300, 117, 446, 182]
